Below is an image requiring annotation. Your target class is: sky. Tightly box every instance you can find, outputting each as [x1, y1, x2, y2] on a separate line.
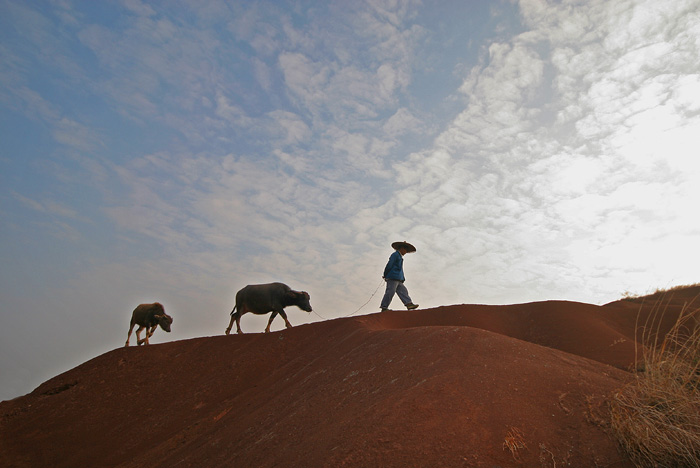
[1, 0, 699, 401]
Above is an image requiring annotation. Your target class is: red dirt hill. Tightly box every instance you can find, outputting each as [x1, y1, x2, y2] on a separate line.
[2, 286, 699, 468]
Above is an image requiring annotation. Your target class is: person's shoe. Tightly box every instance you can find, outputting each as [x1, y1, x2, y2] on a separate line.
[406, 303, 419, 310]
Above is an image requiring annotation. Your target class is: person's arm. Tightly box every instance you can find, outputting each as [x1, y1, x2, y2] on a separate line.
[383, 251, 398, 278]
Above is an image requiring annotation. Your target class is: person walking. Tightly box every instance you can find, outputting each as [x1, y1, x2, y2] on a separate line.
[380, 241, 419, 312]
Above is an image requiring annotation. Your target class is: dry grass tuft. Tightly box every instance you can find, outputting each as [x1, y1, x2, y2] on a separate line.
[503, 426, 527, 461]
[621, 282, 700, 302]
[609, 299, 700, 467]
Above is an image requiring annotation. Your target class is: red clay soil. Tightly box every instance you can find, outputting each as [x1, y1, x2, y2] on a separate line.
[2, 286, 699, 468]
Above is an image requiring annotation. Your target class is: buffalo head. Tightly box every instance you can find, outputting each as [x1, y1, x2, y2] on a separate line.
[155, 314, 173, 332]
[293, 291, 312, 312]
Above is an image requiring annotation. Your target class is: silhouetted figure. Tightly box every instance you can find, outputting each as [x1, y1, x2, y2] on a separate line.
[380, 241, 419, 312]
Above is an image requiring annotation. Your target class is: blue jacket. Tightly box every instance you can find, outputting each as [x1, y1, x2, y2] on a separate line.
[383, 250, 405, 281]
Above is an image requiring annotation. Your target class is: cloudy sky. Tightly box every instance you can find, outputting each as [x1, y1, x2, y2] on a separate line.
[1, 0, 699, 401]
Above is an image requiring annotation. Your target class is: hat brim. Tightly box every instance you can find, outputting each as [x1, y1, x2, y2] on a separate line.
[392, 241, 416, 253]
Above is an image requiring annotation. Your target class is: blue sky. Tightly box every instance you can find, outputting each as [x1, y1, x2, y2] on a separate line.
[1, 0, 699, 401]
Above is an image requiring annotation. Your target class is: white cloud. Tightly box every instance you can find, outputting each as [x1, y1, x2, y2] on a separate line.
[13, 192, 79, 219]
[122, 0, 156, 17]
[267, 110, 311, 145]
[279, 52, 330, 107]
[253, 57, 273, 91]
[383, 108, 421, 136]
[52, 117, 103, 152]
[673, 74, 700, 113]
[215, 91, 254, 128]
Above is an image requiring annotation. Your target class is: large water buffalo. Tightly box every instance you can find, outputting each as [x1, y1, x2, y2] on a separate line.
[125, 302, 173, 346]
[225, 282, 312, 335]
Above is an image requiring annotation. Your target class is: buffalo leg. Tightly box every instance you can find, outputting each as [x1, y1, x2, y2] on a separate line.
[225, 314, 235, 335]
[279, 310, 293, 329]
[264, 311, 280, 333]
[232, 307, 246, 334]
[135, 325, 146, 346]
[226, 312, 244, 335]
[125, 323, 136, 347]
[235, 306, 249, 334]
[144, 325, 157, 345]
[225, 307, 237, 335]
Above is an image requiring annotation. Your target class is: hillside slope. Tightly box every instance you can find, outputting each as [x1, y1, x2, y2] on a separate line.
[2, 288, 698, 467]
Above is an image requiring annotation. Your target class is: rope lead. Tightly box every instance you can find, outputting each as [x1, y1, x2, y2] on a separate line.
[311, 279, 385, 321]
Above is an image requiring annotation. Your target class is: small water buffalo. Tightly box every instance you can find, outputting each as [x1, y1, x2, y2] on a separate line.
[225, 282, 312, 335]
[125, 302, 173, 346]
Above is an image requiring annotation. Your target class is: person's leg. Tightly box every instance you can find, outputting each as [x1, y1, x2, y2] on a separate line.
[395, 282, 413, 306]
[380, 280, 399, 309]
